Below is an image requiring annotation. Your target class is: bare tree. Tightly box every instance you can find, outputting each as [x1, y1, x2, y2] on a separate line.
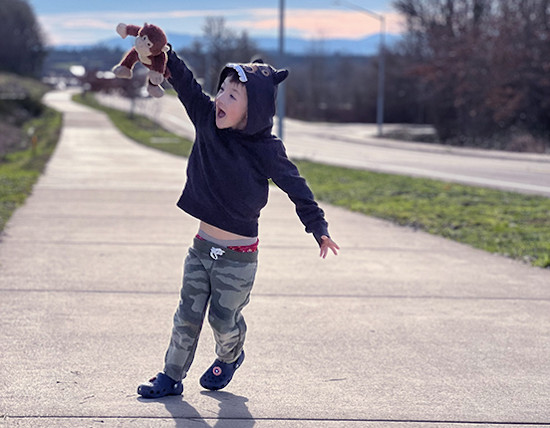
[200, 17, 259, 95]
[394, 0, 550, 150]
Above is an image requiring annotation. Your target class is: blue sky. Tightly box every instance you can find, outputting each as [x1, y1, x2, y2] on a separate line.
[28, 0, 403, 47]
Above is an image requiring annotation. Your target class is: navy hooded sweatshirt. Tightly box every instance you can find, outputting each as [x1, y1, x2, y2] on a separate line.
[167, 50, 329, 245]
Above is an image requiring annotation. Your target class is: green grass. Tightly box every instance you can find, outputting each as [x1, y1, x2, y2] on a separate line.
[294, 162, 550, 268]
[76, 92, 550, 268]
[0, 107, 62, 232]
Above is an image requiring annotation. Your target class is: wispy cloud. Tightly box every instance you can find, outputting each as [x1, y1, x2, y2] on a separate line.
[37, 8, 404, 46]
[38, 9, 247, 45]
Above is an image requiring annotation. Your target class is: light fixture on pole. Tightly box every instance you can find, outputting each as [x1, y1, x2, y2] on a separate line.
[334, 0, 385, 137]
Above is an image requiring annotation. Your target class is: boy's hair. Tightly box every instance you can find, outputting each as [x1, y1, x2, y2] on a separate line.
[223, 68, 245, 86]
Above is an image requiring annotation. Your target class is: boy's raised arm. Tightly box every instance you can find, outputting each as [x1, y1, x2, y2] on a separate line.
[166, 48, 214, 126]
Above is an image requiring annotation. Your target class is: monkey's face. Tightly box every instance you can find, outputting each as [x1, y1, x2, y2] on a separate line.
[135, 34, 154, 57]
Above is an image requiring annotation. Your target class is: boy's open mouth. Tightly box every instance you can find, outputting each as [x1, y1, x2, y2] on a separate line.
[217, 108, 226, 119]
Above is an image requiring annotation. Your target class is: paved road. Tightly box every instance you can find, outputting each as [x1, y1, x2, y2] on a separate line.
[1, 90, 549, 427]
[96, 93, 550, 198]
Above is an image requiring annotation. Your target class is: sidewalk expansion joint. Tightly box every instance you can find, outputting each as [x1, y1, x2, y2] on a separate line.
[1, 288, 550, 302]
[3, 415, 550, 425]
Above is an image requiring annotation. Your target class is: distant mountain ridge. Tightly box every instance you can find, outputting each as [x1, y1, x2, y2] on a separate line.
[58, 32, 401, 56]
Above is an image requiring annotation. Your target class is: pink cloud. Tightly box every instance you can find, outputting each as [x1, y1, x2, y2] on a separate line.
[235, 9, 404, 39]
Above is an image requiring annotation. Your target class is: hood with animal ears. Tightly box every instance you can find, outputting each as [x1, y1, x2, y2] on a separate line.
[217, 59, 289, 136]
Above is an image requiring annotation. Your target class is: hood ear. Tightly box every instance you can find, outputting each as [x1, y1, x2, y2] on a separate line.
[274, 69, 289, 85]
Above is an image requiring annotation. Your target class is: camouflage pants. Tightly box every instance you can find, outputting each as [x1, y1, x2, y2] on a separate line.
[163, 238, 258, 382]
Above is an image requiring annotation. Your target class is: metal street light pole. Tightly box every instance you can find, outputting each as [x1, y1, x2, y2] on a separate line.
[334, 0, 385, 137]
[277, 0, 286, 140]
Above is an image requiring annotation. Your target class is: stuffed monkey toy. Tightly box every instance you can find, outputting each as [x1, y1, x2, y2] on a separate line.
[113, 23, 171, 98]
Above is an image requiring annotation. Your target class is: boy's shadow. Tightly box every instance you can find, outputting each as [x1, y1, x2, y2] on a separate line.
[201, 390, 255, 428]
[138, 395, 206, 428]
[138, 391, 254, 428]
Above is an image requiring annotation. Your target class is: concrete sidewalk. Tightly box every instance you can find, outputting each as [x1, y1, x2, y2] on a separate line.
[1, 90, 549, 427]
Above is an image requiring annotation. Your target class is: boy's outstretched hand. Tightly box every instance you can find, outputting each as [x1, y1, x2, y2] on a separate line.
[320, 235, 340, 258]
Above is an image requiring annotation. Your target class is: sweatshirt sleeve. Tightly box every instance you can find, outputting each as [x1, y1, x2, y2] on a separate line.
[267, 141, 330, 246]
[166, 49, 214, 126]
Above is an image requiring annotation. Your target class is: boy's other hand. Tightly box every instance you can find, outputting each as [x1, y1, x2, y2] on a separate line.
[320, 235, 339, 258]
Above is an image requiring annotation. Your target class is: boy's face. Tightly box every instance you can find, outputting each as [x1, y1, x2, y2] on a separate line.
[215, 76, 248, 130]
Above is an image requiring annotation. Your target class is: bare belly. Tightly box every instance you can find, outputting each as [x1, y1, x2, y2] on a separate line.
[199, 221, 255, 240]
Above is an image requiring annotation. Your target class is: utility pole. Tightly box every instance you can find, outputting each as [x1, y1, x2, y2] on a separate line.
[334, 0, 386, 137]
[277, 0, 286, 139]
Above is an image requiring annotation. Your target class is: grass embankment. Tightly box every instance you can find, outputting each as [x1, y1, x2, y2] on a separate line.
[0, 74, 62, 232]
[75, 92, 550, 268]
[294, 162, 550, 268]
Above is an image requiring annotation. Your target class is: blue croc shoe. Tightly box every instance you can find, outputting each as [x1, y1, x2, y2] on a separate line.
[200, 351, 245, 391]
[137, 372, 183, 398]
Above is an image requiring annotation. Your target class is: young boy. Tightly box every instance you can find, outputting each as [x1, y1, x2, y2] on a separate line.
[137, 46, 339, 398]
